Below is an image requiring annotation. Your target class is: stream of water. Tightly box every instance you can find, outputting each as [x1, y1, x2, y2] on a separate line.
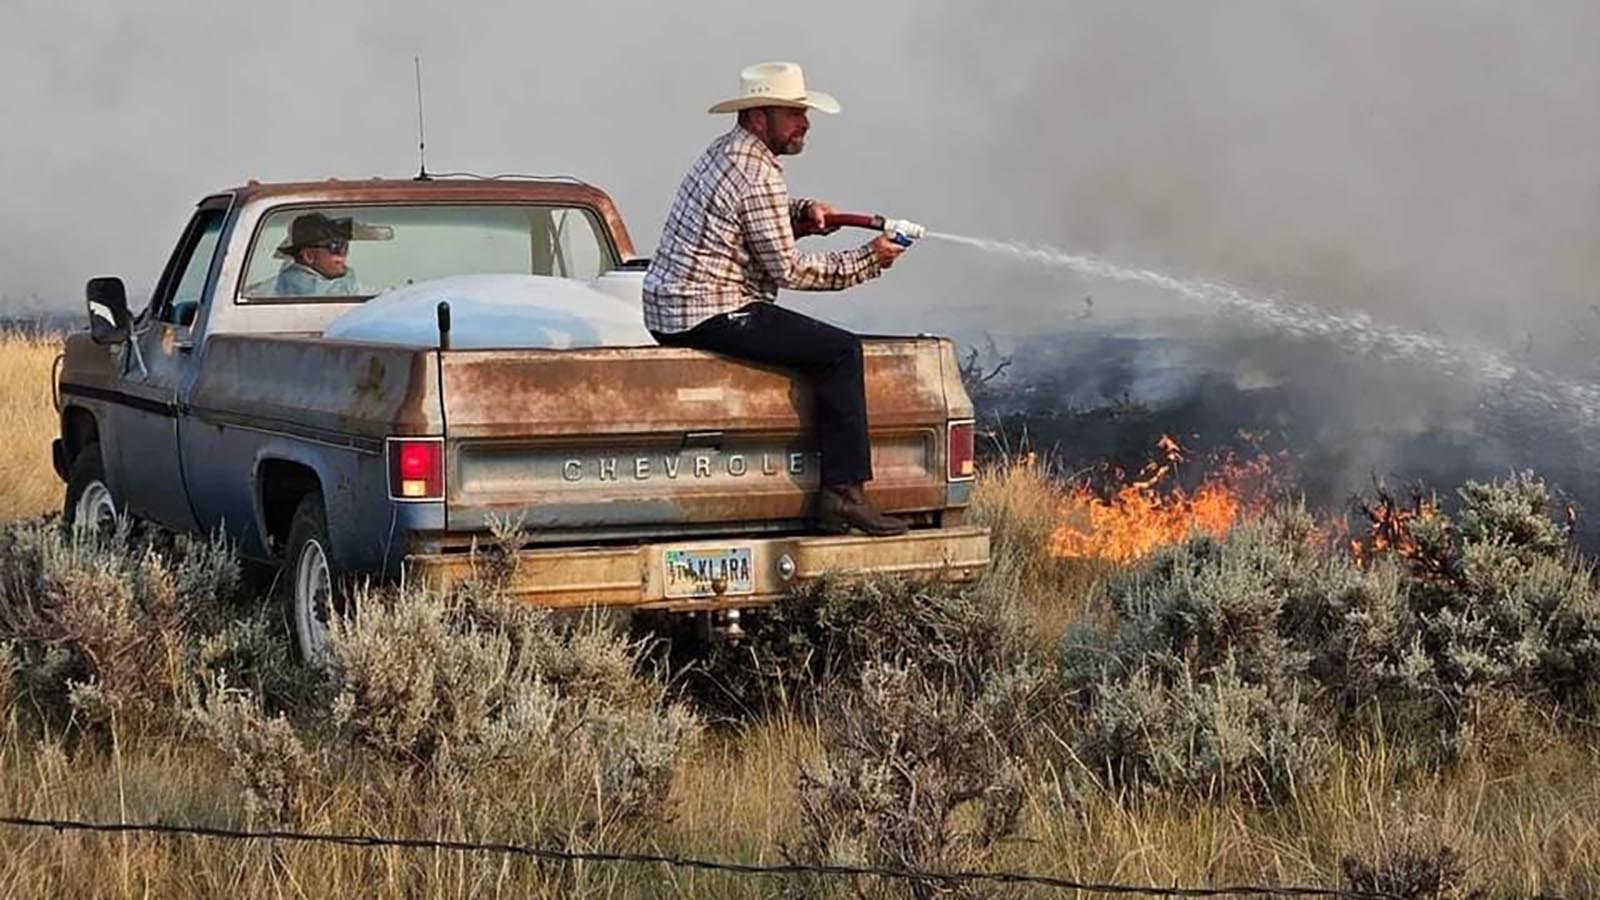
[928, 231, 1600, 429]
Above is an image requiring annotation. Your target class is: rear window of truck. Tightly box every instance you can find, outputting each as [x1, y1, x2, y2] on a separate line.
[239, 204, 618, 302]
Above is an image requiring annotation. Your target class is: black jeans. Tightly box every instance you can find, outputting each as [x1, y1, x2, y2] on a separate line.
[652, 303, 871, 487]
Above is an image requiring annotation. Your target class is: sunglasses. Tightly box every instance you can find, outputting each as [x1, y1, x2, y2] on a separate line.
[316, 239, 350, 255]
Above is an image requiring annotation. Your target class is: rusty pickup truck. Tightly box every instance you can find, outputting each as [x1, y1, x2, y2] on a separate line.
[53, 177, 989, 660]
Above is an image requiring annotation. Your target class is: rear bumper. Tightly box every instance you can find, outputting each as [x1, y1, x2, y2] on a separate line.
[404, 526, 990, 612]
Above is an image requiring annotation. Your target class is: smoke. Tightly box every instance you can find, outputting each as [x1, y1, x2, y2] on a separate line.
[5, 1, 1600, 519]
[0, 0, 920, 306]
[858, 2, 1600, 531]
[861, 2, 1600, 349]
[6, 2, 1598, 332]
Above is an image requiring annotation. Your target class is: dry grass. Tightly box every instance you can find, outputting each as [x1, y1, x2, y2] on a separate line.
[1009, 732, 1600, 898]
[0, 707, 1592, 897]
[0, 345, 1593, 896]
[668, 710, 821, 860]
[0, 331, 63, 521]
[968, 453, 1111, 646]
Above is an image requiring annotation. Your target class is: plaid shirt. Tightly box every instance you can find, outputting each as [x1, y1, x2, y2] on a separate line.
[642, 125, 882, 334]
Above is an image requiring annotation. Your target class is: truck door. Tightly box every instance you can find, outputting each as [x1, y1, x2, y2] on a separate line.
[104, 198, 230, 531]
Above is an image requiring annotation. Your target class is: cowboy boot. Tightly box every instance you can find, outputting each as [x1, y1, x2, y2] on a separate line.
[817, 484, 909, 536]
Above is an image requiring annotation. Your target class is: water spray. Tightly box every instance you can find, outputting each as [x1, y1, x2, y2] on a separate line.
[820, 212, 926, 247]
[919, 229, 1600, 429]
[813, 215, 1600, 428]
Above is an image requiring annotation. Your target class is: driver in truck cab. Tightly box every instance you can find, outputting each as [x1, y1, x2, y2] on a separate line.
[251, 212, 364, 297]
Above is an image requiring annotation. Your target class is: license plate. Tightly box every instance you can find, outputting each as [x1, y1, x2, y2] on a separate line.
[664, 547, 754, 599]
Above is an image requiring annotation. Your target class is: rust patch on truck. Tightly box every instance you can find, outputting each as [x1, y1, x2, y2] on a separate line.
[391, 351, 443, 435]
[438, 340, 948, 439]
[349, 355, 387, 409]
[189, 335, 444, 444]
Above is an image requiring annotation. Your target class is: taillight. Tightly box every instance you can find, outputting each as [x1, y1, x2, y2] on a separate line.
[388, 438, 444, 501]
[947, 419, 975, 481]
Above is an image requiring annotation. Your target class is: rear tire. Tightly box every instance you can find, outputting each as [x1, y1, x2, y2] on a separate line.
[63, 443, 118, 535]
[280, 491, 349, 665]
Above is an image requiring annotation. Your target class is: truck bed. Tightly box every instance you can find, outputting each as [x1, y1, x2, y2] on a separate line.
[439, 338, 967, 538]
[191, 333, 974, 543]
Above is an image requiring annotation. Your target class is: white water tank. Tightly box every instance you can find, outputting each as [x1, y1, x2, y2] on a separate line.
[322, 272, 652, 349]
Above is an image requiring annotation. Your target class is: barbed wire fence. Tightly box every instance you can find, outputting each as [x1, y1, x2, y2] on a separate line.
[0, 813, 1430, 899]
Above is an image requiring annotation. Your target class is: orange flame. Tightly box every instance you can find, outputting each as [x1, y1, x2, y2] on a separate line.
[1049, 435, 1277, 563]
[1348, 485, 1435, 564]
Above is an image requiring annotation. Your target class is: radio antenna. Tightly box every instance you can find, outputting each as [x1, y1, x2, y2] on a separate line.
[413, 56, 431, 181]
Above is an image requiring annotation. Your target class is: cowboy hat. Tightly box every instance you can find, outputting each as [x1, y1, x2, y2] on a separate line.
[708, 61, 841, 115]
[274, 212, 354, 257]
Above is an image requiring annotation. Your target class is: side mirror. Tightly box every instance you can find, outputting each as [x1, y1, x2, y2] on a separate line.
[86, 277, 131, 345]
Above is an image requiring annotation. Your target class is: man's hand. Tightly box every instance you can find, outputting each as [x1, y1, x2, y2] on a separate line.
[869, 234, 907, 270]
[795, 200, 841, 237]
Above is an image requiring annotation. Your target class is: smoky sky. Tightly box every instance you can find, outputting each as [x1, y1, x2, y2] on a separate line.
[5, 1, 1600, 364]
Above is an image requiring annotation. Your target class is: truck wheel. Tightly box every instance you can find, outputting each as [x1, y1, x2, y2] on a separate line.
[63, 443, 118, 535]
[281, 492, 348, 665]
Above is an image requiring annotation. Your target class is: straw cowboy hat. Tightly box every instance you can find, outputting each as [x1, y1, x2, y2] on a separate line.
[708, 61, 841, 115]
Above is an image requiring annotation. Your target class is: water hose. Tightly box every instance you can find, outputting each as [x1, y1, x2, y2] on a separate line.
[819, 213, 927, 246]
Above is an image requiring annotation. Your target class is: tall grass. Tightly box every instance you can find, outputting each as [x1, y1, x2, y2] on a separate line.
[0, 331, 63, 522]
[0, 695, 1593, 896]
[966, 453, 1111, 646]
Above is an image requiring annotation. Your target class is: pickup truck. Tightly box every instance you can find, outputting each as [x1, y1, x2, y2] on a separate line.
[52, 177, 989, 661]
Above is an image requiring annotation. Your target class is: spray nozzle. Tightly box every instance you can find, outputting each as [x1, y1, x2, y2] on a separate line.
[881, 218, 926, 242]
[820, 212, 928, 245]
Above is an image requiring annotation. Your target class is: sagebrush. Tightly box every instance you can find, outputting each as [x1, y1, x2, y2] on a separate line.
[0, 518, 296, 735]
[0, 452, 1596, 895]
[1058, 472, 1600, 802]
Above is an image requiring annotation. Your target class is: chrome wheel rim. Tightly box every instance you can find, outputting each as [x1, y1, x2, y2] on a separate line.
[73, 480, 116, 535]
[294, 538, 333, 663]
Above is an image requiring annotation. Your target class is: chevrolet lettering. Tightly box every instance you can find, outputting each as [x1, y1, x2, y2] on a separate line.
[561, 451, 814, 482]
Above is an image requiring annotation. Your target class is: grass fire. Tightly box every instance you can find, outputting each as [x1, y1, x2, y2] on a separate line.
[1048, 434, 1280, 563]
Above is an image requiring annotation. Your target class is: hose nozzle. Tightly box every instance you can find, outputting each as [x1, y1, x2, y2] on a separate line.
[820, 212, 928, 244]
[881, 218, 926, 241]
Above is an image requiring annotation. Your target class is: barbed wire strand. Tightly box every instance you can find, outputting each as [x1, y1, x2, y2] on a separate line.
[0, 814, 1409, 899]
